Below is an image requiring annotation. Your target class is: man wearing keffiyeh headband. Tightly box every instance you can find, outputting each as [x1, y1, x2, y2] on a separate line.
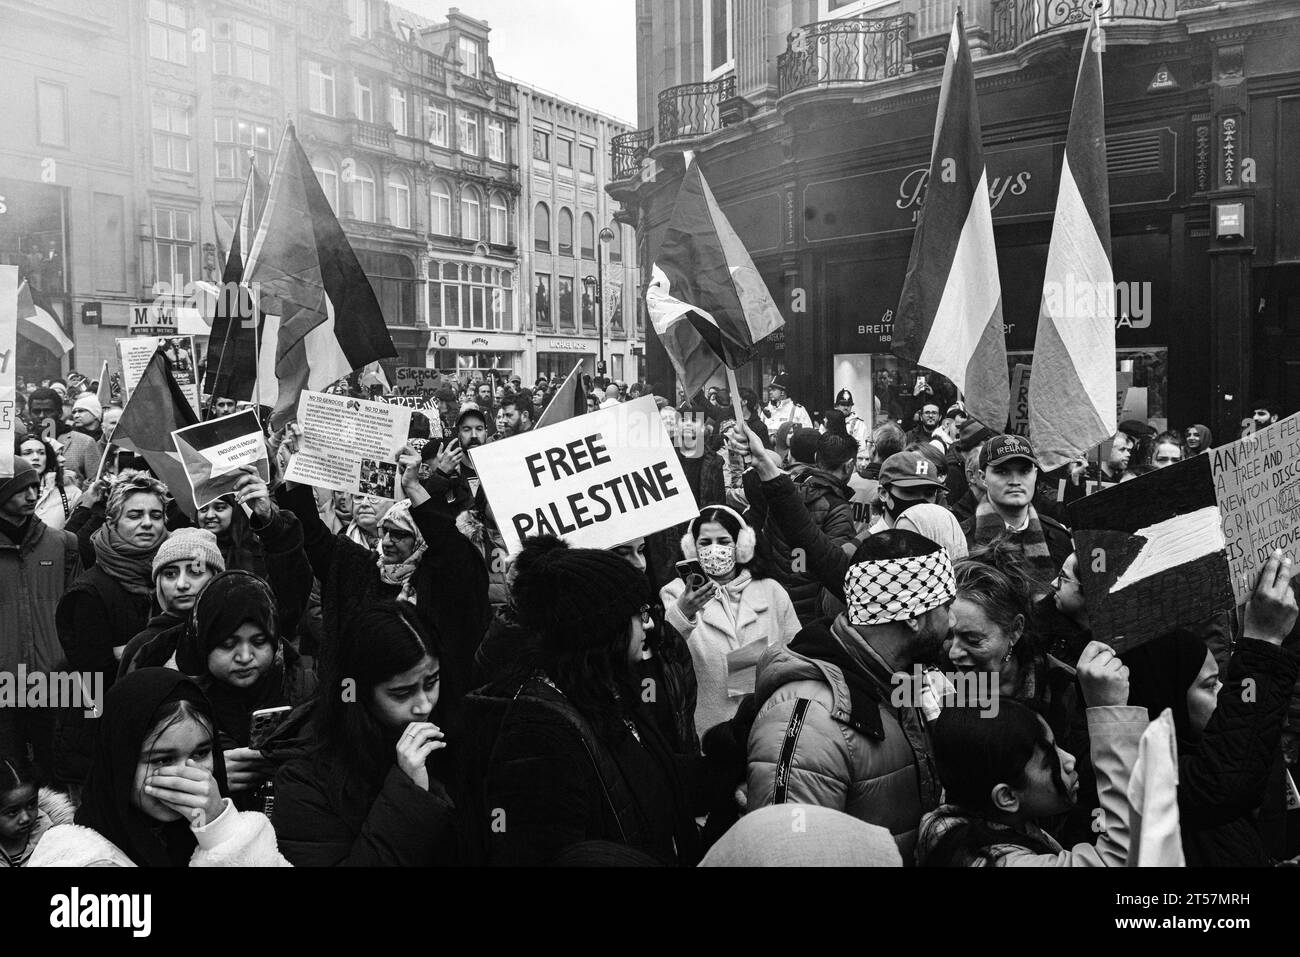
[743, 528, 957, 860]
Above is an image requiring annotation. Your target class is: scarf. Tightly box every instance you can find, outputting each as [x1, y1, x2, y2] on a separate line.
[91, 522, 167, 597]
[346, 521, 381, 553]
[972, 500, 1056, 586]
[376, 499, 427, 603]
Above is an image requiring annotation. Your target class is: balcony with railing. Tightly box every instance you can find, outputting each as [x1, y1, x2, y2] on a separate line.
[991, 0, 1177, 52]
[349, 119, 393, 150]
[778, 14, 913, 98]
[658, 74, 737, 144]
[612, 129, 655, 180]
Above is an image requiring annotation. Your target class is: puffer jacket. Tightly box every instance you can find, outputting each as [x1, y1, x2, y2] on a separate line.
[745, 615, 940, 862]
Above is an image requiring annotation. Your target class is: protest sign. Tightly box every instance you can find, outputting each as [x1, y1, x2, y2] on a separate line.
[1007, 364, 1031, 436]
[0, 266, 17, 479]
[468, 395, 699, 555]
[117, 335, 201, 417]
[172, 410, 269, 509]
[284, 391, 413, 499]
[1211, 412, 1300, 605]
[395, 367, 447, 397]
[1067, 454, 1235, 654]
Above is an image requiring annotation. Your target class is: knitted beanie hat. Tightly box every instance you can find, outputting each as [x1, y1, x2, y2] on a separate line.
[152, 527, 226, 581]
[0, 457, 40, 505]
[511, 536, 650, 652]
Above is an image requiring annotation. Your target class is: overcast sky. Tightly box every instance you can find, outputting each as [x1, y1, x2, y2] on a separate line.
[402, 0, 639, 123]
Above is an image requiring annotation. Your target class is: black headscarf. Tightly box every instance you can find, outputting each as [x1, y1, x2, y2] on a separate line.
[75, 669, 229, 867]
[1123, 629, 1208, 745]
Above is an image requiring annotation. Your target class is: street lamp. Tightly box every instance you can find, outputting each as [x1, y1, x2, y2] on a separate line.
[594, 226, 616, 379]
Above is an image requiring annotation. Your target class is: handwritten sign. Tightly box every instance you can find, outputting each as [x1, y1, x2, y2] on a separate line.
[1008, 364, 1030, 436]
[468, 395, 699, 555]
[1211, 412, 1300, 604]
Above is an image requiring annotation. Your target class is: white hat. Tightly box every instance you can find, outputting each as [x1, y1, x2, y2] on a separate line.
[73, 394, 103, 421]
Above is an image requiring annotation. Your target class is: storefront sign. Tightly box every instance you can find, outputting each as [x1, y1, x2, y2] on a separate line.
[545, 339, 592, 352]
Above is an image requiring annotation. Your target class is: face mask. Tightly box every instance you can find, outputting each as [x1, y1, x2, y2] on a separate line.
[883, 491, 926, 523]
[698, 543, 737, 578]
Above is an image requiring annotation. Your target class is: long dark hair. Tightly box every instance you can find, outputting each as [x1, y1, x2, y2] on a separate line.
[689, 505, 770, 581]
[920, 700, 1068, 867]
[14, 435, 65, 487]
[314, 599, 441, 786]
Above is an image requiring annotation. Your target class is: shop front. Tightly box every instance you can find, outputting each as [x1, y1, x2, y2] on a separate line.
[428, 328, 525, 385]
[535, 337, 595, 382]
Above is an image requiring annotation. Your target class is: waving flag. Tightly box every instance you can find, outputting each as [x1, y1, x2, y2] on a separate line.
[244, 124, 397, 429]
[0, 267, 17, 479]
[535, 361, 587, 430]
[1028, 10, 1117, 470]
[113, 349, 200, 515]
[893, 10, 1007, 431]
[646, 156, 784, 399]
[17, 280, 73, 357]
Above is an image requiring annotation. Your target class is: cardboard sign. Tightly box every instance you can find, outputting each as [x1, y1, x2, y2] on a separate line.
[117, 336, 201, 418]
[172, 410, 269, 509]
[468, 395, 699, 555]
[0, 267, 17, 479]
[1211, 412, 1300, 604]
[284, 391, 413, 500]
[1008, 364, 1030, 436]
[1068, 455, 1235, 654]
[395, 366, 448, 397]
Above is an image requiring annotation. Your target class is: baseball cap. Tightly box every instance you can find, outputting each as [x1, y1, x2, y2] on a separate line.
[835, 389, 853, 406]
[879, 451, 946, 489]
[978, 434, 1039, 469]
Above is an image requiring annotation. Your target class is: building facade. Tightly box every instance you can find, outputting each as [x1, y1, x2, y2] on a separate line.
[516, 84, 643, 386]
[610, 0, 1300, 443]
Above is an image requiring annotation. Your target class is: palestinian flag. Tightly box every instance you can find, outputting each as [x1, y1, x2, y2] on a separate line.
[646, 156, 784, 399]
[1028, 8, 1117, 470]
[535, 361, 587, 430]
[113, 349, 200, 515]
[244, 124, 397, 429]
[893, 10, 1007, 432]
[17, 279, 73, 357]
[172, 409, 268, 509]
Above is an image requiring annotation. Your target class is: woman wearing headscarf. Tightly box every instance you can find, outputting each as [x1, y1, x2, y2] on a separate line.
[26, 669, 290, 867]
[893, 503, 968, 560]
[1184, 423, 1213, 456]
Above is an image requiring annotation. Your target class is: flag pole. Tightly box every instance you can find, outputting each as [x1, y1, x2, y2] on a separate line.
[249, 151, 262, 417]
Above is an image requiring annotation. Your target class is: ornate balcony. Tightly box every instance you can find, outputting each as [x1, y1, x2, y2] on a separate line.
[657, 74, 737, 144]
[777, 14, 913, 98]
[349, 119, 393, 150]
[991, 0, 1176, 53]
[611, 129, 654, 181]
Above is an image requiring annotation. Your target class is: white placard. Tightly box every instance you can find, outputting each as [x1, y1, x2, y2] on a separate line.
[116, 335, 202, 418]
[284, 391, 413, 499]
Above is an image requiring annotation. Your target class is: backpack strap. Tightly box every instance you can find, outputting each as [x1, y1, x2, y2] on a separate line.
[771, 698, 812, 804]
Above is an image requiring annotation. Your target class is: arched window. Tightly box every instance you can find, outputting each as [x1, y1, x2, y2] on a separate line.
[558, 207, 573, 257]
[460, 185, 480, 241]
[429, 178, 451, 235]
[312, 156, 339, 213]
[385, 171, 410, 229]
[580, 212, 595, 259]
[534, 202, 550, 253]
[351, 161, 375, 222]
[490, 192, 509, 245]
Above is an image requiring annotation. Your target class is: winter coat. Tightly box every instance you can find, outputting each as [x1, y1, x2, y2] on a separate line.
[958, 510, 1075, 574]
[748, 472, 856, 605]
[662, 571, 800, 740]
[763, 398, 812, 433]
[916, 706, 1150, 866]
[57, 565, 151, 684]
[60, 430, 102, 484]
[744, 616, 941, 862]
[26, 799, 291, 867]
[273, 758, 456, 866]
[0, 516, 81, 675]
[0, 787, 75, 867]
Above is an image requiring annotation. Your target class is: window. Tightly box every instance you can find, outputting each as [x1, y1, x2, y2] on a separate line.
[581, 285, 595, 331]
[148, 1, 187, 65]
[704, 0, 734, 77]
[390, 87, 407, 136]
[532, 129, 550, 162]
[458, 36, 480, 76]
[356, 250, 415, 325]
[457, 109, 479, 155]
[355, 78, 374, 123]
[460, 186, 481, 241]
[487, 118, 506, 162]
[429, 179, 451, 235]
[609, 224, 623, 262]
[579, 143, 595, 175]
[154, 206, 194, 290]
[313, 158, 339, 213]
[534, 203, 550, 253]
[308, 61, 335, 116]
[558, 276, 575, 330]
[557, 137, 573, 169]
[385, 173, 410, 229]
[214, 20, 271, 85]
[558, 208, 573, 257]
[427, 101, 449, 146]
[490, 193, 509, 245]
[351, 163, 375, 222]
[348, 0, 371, 37]
[534, 272, 552, 329]
[36, 80, 67, 148]
[215, 116, 272, 179]
[580, 213, 595, 259]
[430, 263, 514, 332]
[152, 102, 191, 172]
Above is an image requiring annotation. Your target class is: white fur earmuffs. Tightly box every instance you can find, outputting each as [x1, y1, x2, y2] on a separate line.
[680, 505, 756, 564]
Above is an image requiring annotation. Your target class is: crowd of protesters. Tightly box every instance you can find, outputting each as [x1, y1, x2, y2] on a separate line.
[2, 362, 1298, 868]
